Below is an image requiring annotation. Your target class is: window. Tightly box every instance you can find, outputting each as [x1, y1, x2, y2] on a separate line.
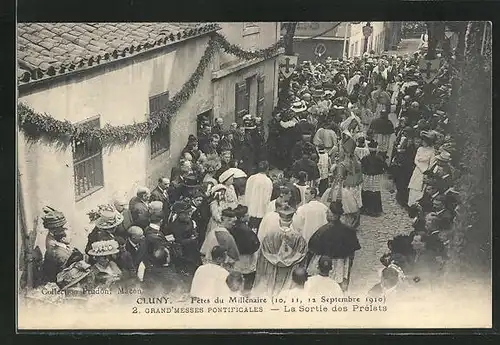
[256, 75, 265, 117]
[72, 116, 104, 201]
[243, 22, 260, 36]
[149, 91, 170, 157]
[235, 80, 250, 124]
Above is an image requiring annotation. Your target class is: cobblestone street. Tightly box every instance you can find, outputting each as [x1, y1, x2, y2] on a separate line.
[349, 183, 413, 294]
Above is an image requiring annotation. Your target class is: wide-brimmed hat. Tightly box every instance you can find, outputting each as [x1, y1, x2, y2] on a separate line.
[219, 170, 235, 184]
[226, 167, 247, 179]
[42, 206, 67, 230]
[172, 200, 192, 214]
[95, 208, 124, 230]
[310, 86, 326, 98]
[233, 204, 249, 218]
[221, 208, 237, 218]
[88, 240, 120, 257]
[181, 174, 201, 188]
[435, 150, 452, 163]
[290, 100, 307, 113]
[56, 260, 91, 291]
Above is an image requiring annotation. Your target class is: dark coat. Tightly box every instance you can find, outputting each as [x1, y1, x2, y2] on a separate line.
[143, 226, 170, 267]
[361, 153, 387, 176]
[42, 242, 74, 283]
[291, 158, 320, 181]
[129, 197, 150, 229]
[142, 265, 187, 295]
[229, 220, 260, 255]
[198, 133, 211, 154]
[308, 220, 361, 259]
[192, 199, 211, 247]
[171, 216, 201, 271]
[125, 238, 147, 268]
[150, 186, 171, 221]
[296, 120, 316, 136]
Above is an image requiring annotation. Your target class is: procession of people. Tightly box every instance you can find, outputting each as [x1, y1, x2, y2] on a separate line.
[27, 49, 461, 303]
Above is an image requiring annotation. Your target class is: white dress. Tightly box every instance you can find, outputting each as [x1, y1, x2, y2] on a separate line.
[304, 275, 344, 296]
[408, 146, 436, 206]
[190, 263, 230, 298]
[291, 201, 329, 243]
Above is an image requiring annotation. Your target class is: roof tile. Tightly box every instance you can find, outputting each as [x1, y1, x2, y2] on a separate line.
[18, 22, 220, 85]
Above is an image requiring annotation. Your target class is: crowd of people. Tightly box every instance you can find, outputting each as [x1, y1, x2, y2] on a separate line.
[27, 49, 462, 304]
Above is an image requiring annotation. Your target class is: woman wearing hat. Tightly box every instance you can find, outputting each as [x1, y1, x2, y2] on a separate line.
[219, 169, 238, 209]
[42, 226, 83, 284]
[86, 240, 123, 290]
[407, 131, 437, 206]
[85, 206, 125, 263]
[199, 184, 229, 254]
[40, 207, 82, 283]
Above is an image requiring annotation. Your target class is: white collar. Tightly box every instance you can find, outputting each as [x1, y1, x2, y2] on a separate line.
[53, 241, 70, 249]
[149, 223, 161, 230]
[158, 185, 167, 194]
[128, 238, 139, 249]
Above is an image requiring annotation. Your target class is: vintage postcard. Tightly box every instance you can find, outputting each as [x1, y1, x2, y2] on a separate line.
[17, 21, 492, 330]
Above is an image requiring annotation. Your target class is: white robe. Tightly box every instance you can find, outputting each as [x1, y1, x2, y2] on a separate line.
[257, 212, 281, 242]
[304, 275, 344, 296]
[190, 263, 230, 298]
[408, 146, 436, 206]
[292, 201, 329, 243]
[244, 173, 273, 219]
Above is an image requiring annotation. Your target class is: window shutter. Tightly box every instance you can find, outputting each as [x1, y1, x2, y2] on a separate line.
[257, 75, 265, 117]
[149, 91, 171, 157]
[235, 81, 248, 123]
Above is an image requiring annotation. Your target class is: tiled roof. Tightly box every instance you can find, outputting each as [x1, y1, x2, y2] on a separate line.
[17, 22, 220, 85]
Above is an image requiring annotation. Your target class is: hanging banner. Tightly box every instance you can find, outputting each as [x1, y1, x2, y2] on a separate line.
[278, 55, 298, 79]
[418, 58, 441, 83]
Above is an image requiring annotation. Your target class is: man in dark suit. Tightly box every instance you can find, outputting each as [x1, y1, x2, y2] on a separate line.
[129, 187, 150, 229]
[125, 226, 147, 270]
[150, 177, 171, 223]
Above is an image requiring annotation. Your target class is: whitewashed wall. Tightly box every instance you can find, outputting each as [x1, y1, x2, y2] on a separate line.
[18, 35, 214, 252]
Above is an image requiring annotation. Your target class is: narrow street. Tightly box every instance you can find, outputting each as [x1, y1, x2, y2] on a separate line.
[349, 186, 412, 294]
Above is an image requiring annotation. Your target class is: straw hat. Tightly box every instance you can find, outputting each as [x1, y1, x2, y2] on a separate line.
[219, 170, 235, 184]
[290, 100, 307, 113]
[88, 240, 120, 256]
[95, 207, 124, 230]
[56, 261, 91, 291]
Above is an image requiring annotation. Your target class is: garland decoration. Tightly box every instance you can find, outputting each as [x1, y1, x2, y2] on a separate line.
[214, 33, 284, 60]
[18, 32, 284, 148]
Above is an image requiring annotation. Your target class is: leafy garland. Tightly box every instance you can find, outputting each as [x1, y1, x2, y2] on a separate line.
[18, 33, 284, 148]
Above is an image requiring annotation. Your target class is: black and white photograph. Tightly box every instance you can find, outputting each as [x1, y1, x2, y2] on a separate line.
[16, 21, 492, 329]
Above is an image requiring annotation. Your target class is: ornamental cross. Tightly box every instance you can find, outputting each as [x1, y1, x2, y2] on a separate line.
[281, 57, 296, 74]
